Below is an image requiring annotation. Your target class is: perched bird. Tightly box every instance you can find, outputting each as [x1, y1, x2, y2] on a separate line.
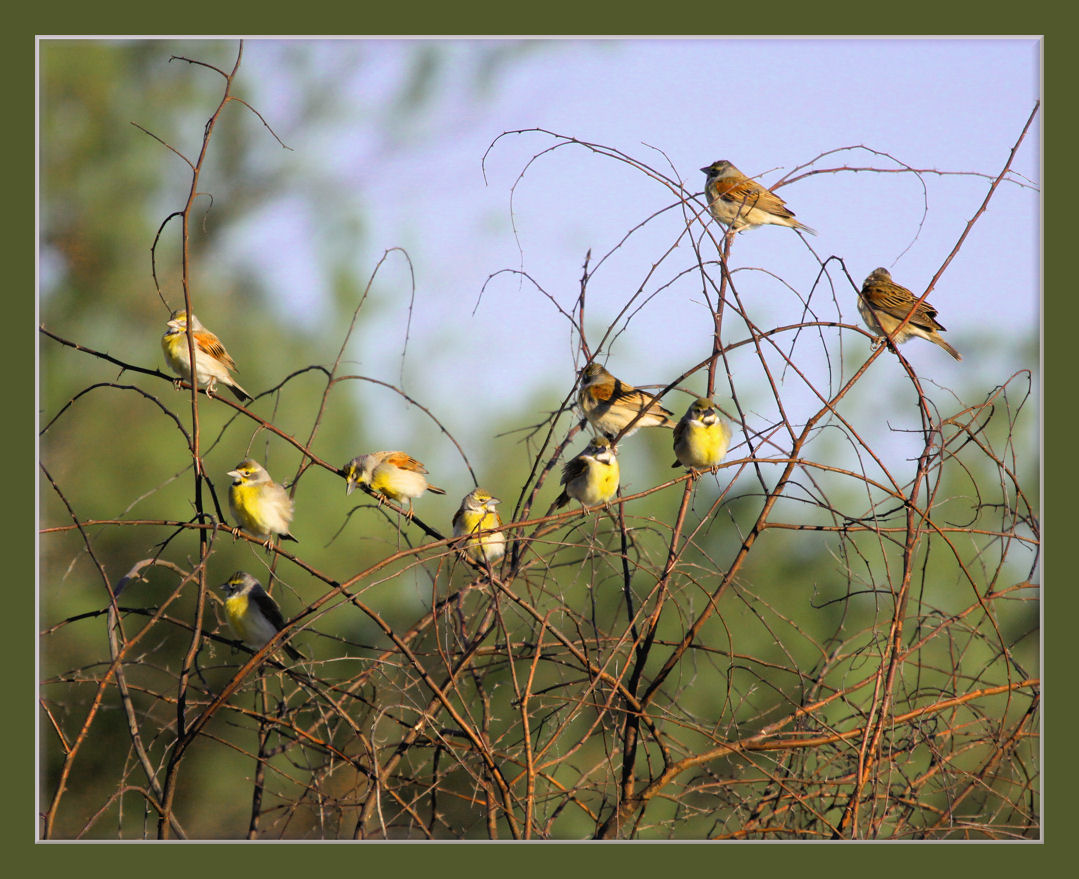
[700, 160, 816, 236]
[452, 488, 506, 565]
[553, 436, 620, 509]
[161, 310, 252, 403]
[672, 397, 732, 471]
[345, 451, 446, 516]
[857, 267, 962, 361]
[577, 362, 675, 440]
[220, 571, 305, 661]
[227, 459, 298, 545]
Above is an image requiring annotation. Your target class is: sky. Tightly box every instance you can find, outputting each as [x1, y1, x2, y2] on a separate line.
[42, 37, 1042, 500]
[196, 37, 1040, 488]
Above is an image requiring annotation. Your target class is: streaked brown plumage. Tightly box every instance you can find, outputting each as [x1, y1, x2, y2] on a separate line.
[701, 159, 815, 235]
[857, 267, 961, 361]
[576, 362, 675, 440]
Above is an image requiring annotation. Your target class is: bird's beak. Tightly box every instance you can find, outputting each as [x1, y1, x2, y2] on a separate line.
[345, 477, 357, 496]
[699, 165, 709, 173]
[227, 469, 242, 480]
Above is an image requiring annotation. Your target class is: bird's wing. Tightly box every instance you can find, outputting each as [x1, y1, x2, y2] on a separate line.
[868, 283, 946, 331]
[716, 176, 795, 220]
[561, 454, 590, 485]
[251, 588, 288, 632]
[382, 452, 428, 473]
[193, 329, 239, 371]
[609, 380, 672, 416]
[672, 416, 688, 445]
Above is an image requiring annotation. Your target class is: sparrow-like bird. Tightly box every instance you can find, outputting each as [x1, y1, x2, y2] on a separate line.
[345, 451, 446, 516]
[220, 571, 305, 661]
[857, 267, 962, 361]
[700, 160, 816, 236]
[553, 436, 620, 509]
[672, 397, 732, 471]
[227, 459, 298, 545]
[452, 488, 506, 565]
[161, 310, 252, 403]
[577, 362, 675, 440]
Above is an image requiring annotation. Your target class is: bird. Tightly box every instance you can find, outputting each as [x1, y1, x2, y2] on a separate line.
[700, 160, 816, 236]
[161, 309, 252, 403]
[857, 267, 962, 361]
[576, 362, 675, 440]
[452, 488, 506, 565]
[344, 451, 446, 517]
[553, 435, 620, 509]
[227, 459, 298, 545]
[672, 397, 733, 471]
[219, 571, 305, 661]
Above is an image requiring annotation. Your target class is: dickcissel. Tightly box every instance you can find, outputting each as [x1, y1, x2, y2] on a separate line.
[345, 451, 446, 516]
[220, 571, 305, 661]
[452, 488, 506, 564]
[227, 459, 298, 545]
[553, 435, 620, 509]
[161, 310, 252, 403]
[857, 267, 962, 361]
[577, 362, 675, 440]
[700, 160, 816, 236]
[672, 397, 732, 471]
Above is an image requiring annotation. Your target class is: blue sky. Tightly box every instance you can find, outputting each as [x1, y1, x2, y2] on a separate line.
[197, 37, 1040, 489]
[43, 38, 1039, 499]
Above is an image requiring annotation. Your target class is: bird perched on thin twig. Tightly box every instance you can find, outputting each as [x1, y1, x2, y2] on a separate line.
[345, 451, 446, 517]
[553, 436, 620, 509]
[672, 397, 732, 472]
[227, 459, 298, 545]
[700, 160, 816, 236]
[452, 488, 506, 565]
[857, 267, 962, 361]
[220, 571, 305, 662]
[577, 362, 675, 440]
[161, 310, 252, 403]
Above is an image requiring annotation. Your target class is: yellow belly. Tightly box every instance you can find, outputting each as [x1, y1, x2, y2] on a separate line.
[370, 466, 427, 502]
[456, 509, 506, 562]
[572, 458, 619, 506]
[678, 421, 731, 468]
[225, 593, 277, 649]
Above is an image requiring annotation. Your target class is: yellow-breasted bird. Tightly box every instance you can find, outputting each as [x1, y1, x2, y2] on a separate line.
[553, 435, 620, 509]
[672, 397, 732, 471]
[345, 451, 446, 517]
[857, 267, 962, 361]
[577, 362, 675, 440]
[220, 571, 305, 661]
[700, 160, 816, 236]
[161, 310, 252, 403]
[452, 488, 506, 564]
[227, 459, 298, 545]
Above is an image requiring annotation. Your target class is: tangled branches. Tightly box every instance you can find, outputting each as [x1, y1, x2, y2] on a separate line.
[38, 44, 1039, 840]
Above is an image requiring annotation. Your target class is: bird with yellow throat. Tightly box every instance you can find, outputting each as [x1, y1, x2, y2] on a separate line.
[220, 571, 305, 661]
